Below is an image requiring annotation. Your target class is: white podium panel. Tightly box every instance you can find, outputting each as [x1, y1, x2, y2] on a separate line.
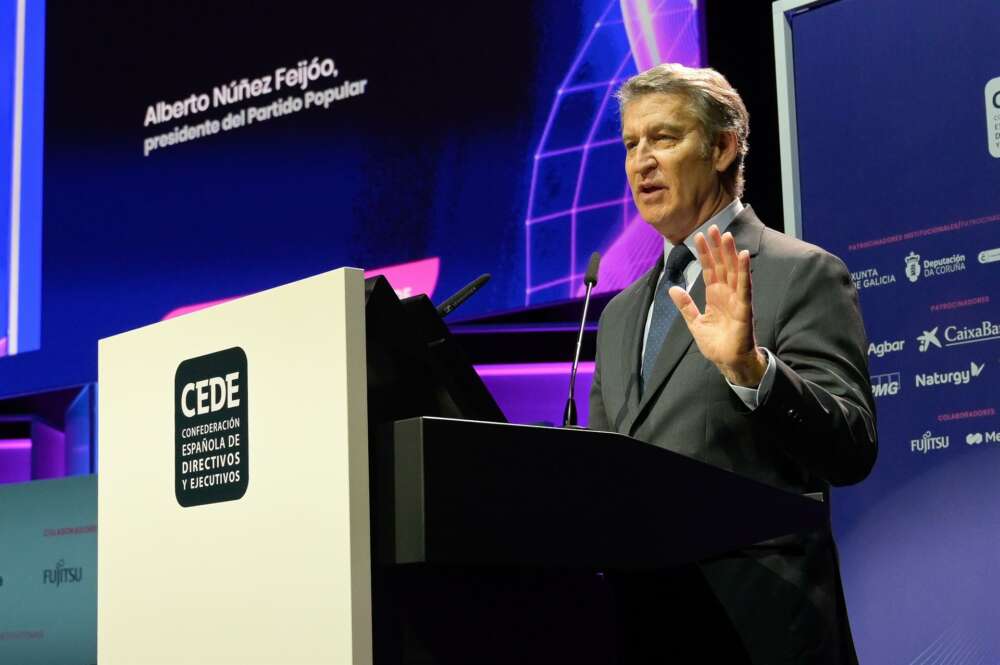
[98, 268, 371, 665]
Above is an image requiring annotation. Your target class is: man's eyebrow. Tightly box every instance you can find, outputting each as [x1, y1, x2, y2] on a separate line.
[649, 122, 685, 134]
[622, 122, 686, 140]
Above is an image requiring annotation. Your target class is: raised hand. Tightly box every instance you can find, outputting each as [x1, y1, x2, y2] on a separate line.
[668, 224, 767, 387]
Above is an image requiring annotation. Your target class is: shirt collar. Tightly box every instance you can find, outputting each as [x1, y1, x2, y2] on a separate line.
[663, 198, 744, 260]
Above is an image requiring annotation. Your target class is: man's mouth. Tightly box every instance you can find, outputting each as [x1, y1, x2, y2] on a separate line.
[637, 183, 665, 196]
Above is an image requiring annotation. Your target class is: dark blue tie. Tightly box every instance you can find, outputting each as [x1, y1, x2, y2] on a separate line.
[640, 244, 696, 396]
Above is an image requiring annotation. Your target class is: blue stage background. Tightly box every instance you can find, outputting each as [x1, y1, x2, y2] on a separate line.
[788, 0, 1000, 661]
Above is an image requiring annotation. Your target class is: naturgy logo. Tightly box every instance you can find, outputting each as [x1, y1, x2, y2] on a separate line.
[914, 362, 985, 388]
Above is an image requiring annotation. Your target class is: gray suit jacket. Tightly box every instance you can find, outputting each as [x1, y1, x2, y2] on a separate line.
[589, 206, 877, 664]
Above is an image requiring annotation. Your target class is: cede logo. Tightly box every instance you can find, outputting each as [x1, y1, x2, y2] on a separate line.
[871, 372, 901, 398]
[986, 76, 1000, 158]
[911, 430, 949, 454]
[917, 327, 941, 352]
[868, 339, 905, 357]
[914, 361, 985, 388]
[175, 347, 249, 508]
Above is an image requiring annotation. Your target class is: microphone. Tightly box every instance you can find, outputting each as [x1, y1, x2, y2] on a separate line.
[563, 252, 601, 427]
[436, 273, 491, 318]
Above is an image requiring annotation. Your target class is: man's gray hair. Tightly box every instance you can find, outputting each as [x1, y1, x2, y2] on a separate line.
[616, 63, 749, 198]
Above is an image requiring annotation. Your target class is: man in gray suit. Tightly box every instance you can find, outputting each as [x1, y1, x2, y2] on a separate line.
[589, 64, 877, 664]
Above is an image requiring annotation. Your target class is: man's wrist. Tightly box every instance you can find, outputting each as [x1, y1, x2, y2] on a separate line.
[718, 348, 768, 388]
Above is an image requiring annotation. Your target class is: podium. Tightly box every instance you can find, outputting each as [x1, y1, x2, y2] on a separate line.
[98, 268, 824, 664]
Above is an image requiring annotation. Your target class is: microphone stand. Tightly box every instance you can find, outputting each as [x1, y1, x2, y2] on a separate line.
[563, 278, 596, 428]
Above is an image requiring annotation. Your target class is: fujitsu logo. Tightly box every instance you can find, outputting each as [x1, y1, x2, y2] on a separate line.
[42, 559, 83, 587]
[911, 431, 949, 454]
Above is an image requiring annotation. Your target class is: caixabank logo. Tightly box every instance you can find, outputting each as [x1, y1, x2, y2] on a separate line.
[917, 321, 1000, 351]
[175, 347, 249, 507]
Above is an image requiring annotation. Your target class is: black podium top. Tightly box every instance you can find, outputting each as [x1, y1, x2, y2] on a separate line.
[375, 417, 826, 570]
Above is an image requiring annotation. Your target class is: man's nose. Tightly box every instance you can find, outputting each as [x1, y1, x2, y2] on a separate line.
[635, 145, 657, 175]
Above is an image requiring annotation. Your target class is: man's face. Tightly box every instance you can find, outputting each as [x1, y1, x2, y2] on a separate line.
[622, 92, 730, 243]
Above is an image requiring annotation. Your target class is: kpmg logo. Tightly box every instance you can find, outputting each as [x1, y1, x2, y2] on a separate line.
[42, 559, 83, 587]
[917, 327, 941, 352]
[870, 372, 901, 398]
[868, 339, 905, 357]
[905, 252, 921, 283]
[914, 362, 985, 388]
[911, 431, 949, 454]
[905, 251, 966, 282]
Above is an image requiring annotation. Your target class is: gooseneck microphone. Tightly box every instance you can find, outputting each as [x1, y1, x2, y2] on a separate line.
[563, 252, 601, 427]
[436, 273, 491, 318]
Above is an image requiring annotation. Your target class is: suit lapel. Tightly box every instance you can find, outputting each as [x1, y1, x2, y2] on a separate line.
[629, 275, 703, 430]
[611, 259, 661, 431]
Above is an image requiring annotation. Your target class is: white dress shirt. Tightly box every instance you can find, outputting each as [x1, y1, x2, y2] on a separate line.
[641, 199, 776, 409]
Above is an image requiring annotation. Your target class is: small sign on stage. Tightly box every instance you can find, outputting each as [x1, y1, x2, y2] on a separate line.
[174, 346, 249, 507]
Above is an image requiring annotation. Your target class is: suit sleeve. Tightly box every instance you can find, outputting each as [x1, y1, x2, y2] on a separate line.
[757, 250, 878, 486]
[588, 310, 611, 432]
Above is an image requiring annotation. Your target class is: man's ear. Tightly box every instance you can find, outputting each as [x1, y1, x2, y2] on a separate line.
[712, 130, 738, 174]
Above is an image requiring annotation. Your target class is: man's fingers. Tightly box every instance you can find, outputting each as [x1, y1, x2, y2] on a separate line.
[694, 232, 716, 284]
[722, 232, 739, 290]
[738, 249, 752, 300]
[707, 225, 727, 284]
[669, 285, 700, 324]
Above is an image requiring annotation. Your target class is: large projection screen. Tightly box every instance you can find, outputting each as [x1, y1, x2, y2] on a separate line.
[775, 0, 1000, 662]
